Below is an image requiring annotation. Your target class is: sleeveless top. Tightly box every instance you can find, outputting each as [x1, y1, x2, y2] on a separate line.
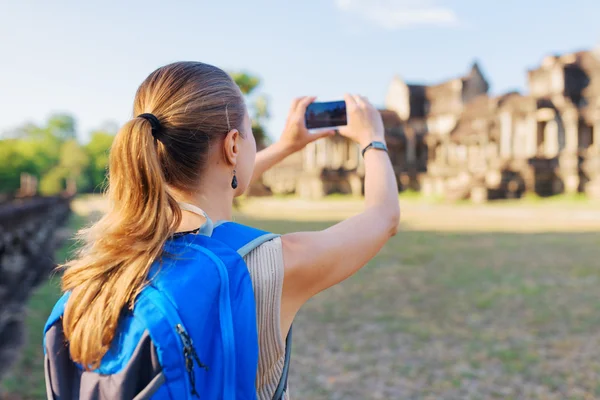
[244, 237, 289, 400]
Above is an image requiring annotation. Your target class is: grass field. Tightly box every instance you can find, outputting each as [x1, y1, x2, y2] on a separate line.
[2, 195, 600, 399]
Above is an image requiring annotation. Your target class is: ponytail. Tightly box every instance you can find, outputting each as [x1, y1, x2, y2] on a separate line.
[61, 117, 181, 370]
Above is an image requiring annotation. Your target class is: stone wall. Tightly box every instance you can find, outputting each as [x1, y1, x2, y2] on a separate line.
[0, 196, 71, 381]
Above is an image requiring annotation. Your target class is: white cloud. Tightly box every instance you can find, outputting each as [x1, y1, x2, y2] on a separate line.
[334, 0, 460, 30]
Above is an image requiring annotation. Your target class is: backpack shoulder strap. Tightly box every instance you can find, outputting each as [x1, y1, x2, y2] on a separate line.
[211, 222, 279, 257]
[211, 222, 291, 400]
[43, 292, 71, 351]
[273, 324, 293, 400]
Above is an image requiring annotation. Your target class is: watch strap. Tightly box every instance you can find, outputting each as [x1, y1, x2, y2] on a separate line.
[361, 141, 388, 158]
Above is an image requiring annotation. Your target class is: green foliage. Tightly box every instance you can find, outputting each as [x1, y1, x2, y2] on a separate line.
[230, 71, 260, 95]
[61, 139, 89, 175]
[46, 114, 77, 141]
[85, 130, 115, 192]
[39, 166, 66, 195]
[0, 139, 23, 192]
[0, 132, 62, 192]
[1, 69, 269, 196]
[60, 139, 91, 192]
[0, 114, 114, 195]
[231, 71, 270, 147]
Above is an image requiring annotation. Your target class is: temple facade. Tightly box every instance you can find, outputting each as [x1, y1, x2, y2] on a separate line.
[422, 50, 599, 201]
[262, 49, 600, 201]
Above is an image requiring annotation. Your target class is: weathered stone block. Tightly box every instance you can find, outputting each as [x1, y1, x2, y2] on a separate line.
[0, 196, 71, 382]
[470, 186, 488, 204]
[585, 179, 600, 199]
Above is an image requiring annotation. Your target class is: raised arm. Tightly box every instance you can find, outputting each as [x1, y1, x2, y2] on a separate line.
[280, 94, 400, 323]
[250, 97, 334, 185]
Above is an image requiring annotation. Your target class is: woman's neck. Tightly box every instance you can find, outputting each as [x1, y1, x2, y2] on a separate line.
[171, 186, 234, 232]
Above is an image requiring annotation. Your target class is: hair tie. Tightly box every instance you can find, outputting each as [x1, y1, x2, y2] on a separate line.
[137, 113, 163, 141]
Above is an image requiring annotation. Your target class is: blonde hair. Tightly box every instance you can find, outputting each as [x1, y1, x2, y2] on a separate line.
[60, 61, 246, 369]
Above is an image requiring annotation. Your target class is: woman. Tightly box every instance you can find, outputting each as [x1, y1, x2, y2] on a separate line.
[48, 61, 399, 399]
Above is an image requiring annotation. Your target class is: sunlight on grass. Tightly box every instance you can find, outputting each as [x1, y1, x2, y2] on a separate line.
[520, 191, 591, 204]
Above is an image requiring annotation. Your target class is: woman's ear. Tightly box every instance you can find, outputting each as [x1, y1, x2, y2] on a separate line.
[222, 129, 240, 166]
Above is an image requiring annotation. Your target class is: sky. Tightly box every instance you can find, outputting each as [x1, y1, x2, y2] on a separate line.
[1, 0, 599, 143]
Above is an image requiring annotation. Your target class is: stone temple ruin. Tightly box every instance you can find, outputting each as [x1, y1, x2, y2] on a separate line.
[262, 49, 600, 201]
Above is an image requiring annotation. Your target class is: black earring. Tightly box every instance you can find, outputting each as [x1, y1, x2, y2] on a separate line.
[231, 169, 238, 189]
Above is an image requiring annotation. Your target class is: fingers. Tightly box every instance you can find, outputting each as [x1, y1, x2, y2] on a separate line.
[337, 125, 350, 137]
[355, 95, 374, 111]
[344, 94, 356, 108]
[352, 94, 365, 107]
[288, 97, 303, 115]
[311, 129, 336, 141]
[345, 93, 373, 111]
[296, 96, 317, 114]
[344, 93, 358, 110]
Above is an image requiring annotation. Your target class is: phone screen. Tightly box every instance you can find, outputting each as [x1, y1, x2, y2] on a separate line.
[305, 100, 347, 129]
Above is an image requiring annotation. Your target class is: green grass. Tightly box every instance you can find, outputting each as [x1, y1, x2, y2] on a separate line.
[3, 199, 600, 399]
[235, 216, 600, 399]
[1, 277, 63, 399]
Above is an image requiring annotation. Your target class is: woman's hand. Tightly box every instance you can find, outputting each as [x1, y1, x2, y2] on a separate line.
[279, 96, 336, 153]
[250, 96, 335, 186]
[337, 94, 385, 149]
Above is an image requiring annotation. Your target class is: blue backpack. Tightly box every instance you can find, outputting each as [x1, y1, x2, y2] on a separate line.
[43, 221, 282, 400]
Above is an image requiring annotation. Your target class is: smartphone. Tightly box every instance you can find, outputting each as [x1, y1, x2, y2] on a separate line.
[305, 100, 347, 130]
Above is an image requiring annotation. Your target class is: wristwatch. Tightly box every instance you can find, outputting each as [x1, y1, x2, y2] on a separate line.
[361, 141, 388, 158]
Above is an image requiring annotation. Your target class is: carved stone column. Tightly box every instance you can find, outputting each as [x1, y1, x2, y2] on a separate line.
[303, 142, 316, 171]
[558, 110, 580, 194]
[499, 111, 513, 159]
[582, 154, 600, 199]
[562, 110, 579, 153]
[406, 134, 416, 164]
[594, 121, 600, 152]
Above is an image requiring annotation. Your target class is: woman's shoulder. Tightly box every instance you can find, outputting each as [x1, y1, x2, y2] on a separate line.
[243, 236, 284, 284]
[243, 236, 282, 260]
[255, 235, 282, 250]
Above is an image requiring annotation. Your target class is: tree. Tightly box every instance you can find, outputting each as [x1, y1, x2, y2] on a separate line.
[230, 72, 260, 95]
[0, 140, 23, 192]
[46, 114, 77, 141]
[85, 130, 115, 192]
[0, 133, 61, 193]
[39, 166, 67, 196]
[38, 139, 90, 195]
[0, 113, 85, 195]
[60, 139, 90, 193]
[231, 71, 270, 148]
